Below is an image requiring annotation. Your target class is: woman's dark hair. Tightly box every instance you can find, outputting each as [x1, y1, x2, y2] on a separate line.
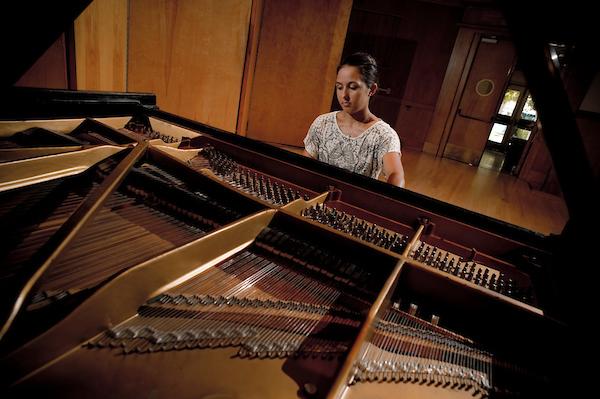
[337, 52, 379, 87]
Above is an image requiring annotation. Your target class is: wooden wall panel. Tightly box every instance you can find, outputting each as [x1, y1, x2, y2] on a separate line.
[245, 0, 352, 146]
[340, 8, 415, 131]
[518, 130, 560, 195]
[423, 29, 476, 155]
[236, 0, 264, 135]
[394, 1, 461, 152]
[395, 101, 434, 151]
[128, 0, 252, 133]
[346, 0, 462, 152]
[15, 34, 68, 89]
[576, 114, 600, 181]
[563, 56, 600, 183]
[74, 0, 127, 91]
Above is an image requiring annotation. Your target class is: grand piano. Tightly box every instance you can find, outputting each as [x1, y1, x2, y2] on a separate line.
[0, 2, 594, 399]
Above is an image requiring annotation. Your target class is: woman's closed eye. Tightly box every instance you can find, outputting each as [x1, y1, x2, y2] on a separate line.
[336, 83, 360, 91]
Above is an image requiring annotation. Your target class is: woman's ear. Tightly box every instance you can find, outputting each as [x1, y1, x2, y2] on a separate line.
[369, 83, 378, 97]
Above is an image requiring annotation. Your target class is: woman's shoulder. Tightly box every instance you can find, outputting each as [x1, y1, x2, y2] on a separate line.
[309, 112, 338, 132]
[313, 111, 337, 123]
[372, 120, 398, 136]
[307, 112, 338, 138]
[371, 121, 401, 149]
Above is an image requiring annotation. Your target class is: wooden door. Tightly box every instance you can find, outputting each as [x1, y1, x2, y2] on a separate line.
[443, 37, 516, 165]
[333, 9, 416, 128]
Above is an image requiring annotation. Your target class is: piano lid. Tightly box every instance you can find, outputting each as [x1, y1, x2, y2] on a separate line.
[501, 1, 599, 228]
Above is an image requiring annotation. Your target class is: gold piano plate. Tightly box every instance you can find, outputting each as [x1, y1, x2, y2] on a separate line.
[0, 145, 125, 192]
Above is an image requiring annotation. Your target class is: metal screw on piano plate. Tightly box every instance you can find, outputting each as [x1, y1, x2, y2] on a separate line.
[303, 383, 317, 396]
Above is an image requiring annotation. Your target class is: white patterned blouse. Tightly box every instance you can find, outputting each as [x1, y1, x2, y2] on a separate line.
[303, 111, 401, 179]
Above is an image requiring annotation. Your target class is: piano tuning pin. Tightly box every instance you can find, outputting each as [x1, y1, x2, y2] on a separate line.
[431, 314, 440, 326]
[408, 303, 418, 316]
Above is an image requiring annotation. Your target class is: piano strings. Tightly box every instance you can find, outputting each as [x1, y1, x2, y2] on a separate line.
[351, 306, 492, 397]
[87, 221, 495, 397]
[30, 161, 262, 308]
[0, 159, 113, 304]
[89, 226, 374, 358]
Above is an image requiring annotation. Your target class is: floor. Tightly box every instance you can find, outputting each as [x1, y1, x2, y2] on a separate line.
[479, 149, 505, 172]
[400, 149, 568, 235]
[273, 144, 569, 235]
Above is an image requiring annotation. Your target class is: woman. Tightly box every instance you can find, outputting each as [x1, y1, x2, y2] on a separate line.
[303, 52, 405, 187]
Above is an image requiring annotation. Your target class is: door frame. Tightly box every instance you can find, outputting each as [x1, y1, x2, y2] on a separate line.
[425, 24, 513, 158]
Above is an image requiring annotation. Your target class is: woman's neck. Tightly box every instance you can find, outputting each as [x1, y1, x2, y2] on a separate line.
[342, 108, 377, 124]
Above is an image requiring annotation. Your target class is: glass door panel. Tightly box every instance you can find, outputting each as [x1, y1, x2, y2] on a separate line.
[488, 123, 508, 143]
[513, 128, 532, 140]
[520, 94, 537, 122]
[498, 89, 522, 117]
[484, 83, 538, 174]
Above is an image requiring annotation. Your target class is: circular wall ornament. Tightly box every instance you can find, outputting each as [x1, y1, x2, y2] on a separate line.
[475, 79, 494, 96]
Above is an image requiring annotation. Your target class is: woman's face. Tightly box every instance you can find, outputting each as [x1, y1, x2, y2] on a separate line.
[335, 65, 373, 115]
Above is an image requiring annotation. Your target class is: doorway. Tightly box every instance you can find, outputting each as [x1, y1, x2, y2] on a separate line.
[330, 8, 416, 127]
[442, 36, 517, 166]
[481, 85, 538, 173]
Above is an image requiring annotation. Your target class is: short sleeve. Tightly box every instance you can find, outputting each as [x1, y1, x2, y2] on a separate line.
[380, 127, 401, 155]
[303, 116, 323, 158]
[374, 126, 401, 177]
